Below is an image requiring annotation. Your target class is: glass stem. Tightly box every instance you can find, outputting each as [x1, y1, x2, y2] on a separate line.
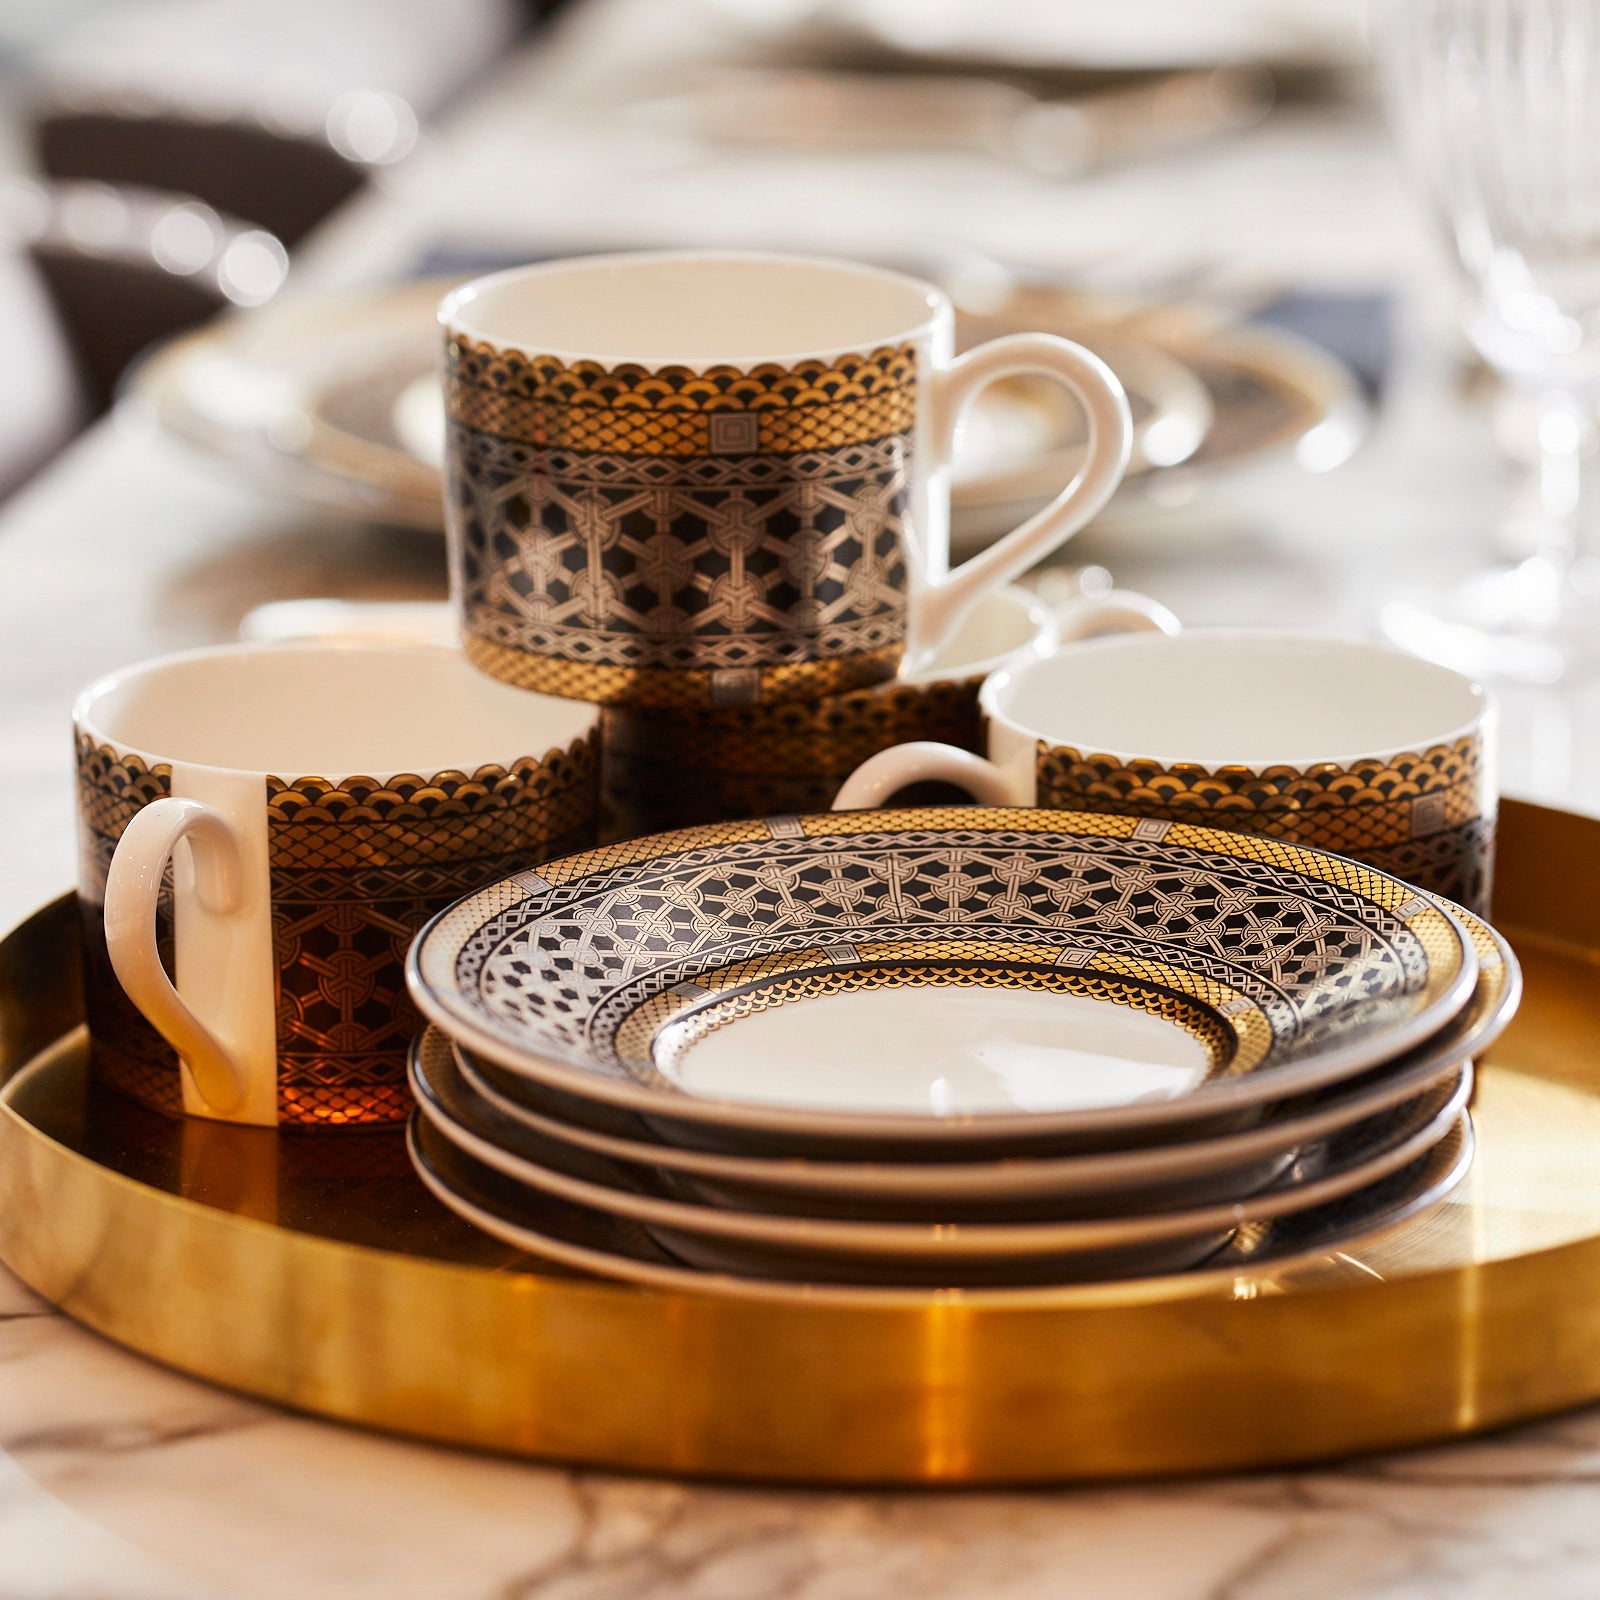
[1532, 388, 1600, 588]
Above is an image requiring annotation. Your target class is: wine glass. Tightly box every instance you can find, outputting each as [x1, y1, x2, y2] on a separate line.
[1378, 0, 1600, 682]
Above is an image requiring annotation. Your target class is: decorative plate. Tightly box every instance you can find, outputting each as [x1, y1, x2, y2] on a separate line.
[127, 279, 1326, 539]
[434, 899, 1513, 1204]
[407, 1106, 1474, 1292]
[408, 808, 1477, 1144]
[412, 1024, 1468, 1255]
[125, 281, 447, 531]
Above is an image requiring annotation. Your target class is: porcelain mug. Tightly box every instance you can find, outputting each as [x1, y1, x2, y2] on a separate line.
[834, 629, 1496, 912]
[75, 643, 599, 1127]
[440, 250, 1133, 710]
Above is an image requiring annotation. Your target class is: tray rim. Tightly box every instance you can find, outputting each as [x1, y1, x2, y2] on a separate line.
[1, 1012, 1476, 1318]
[3, 795, 1600, 1484]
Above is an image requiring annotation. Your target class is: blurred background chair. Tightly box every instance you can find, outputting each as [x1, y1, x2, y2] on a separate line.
[7, 178, 288, 416]
[0, 212, 84, 500]
[0, 0, 574, 498]
[25, 0, 527, 246]
[34, 104, 379, 252]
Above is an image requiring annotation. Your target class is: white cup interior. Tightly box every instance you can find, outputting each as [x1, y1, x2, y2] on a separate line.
[988, 630, 1487, 764]
[440, 252, 945, 365]
[77, 644, 596, 776]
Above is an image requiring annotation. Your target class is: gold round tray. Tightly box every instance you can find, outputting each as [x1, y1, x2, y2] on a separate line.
[3, 797, 1599, 1484]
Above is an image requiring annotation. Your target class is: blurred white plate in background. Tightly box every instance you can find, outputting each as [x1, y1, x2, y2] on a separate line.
[124, 276, 1358, 542]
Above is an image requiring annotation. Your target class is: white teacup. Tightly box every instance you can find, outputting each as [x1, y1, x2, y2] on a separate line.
[835, 629, 1496, 912]
[441, 250, 1134, 708]
[75, 643, 599, 1127]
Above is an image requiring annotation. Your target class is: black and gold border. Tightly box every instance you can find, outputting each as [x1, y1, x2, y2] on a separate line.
[463, 635, 907, 714]
[1033, 736, 1492, 911]
[414, 807, 1469, 1119]
[267, 735, 600, 1127]
[446, 338, 919, 457]
[616, 954, 1271, 1092]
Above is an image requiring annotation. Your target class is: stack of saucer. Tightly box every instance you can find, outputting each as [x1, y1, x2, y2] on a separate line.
[403, 807, 1518, 1291]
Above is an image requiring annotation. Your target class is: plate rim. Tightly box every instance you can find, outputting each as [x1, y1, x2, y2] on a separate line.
[407, 807, 1480, 1143]
[446, 1022, 1483, 1202]
[406, 1108, 1475, 1301]
[435, 907, 1512, 1198]
[409, 1039, 1470, 1260]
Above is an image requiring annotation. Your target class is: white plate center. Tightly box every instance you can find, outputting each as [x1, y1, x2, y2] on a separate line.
[660, 985, 1213, 1116]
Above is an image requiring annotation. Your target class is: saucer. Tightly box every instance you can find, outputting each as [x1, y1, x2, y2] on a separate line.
[407, 1107, 1474, 1293]
[446, 1025, 1474, 1213]
[441, 1030, 1289, 1213]
[413, 1022, 1468, 1259]
[437, 896, 1512, 1195]
[407, 808, 1477, 1146]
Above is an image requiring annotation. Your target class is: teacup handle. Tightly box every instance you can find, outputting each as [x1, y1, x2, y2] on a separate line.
[835, 742, 1020, 810]
[834, 591, 1177, 810]
[104, 797, 249, 1115]
[909, 333, 1134, 670]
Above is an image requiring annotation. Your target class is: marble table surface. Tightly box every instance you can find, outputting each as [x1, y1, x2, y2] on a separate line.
[5, 2, 1600, 1594]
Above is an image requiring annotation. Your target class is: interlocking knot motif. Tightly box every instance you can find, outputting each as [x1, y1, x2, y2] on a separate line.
[429, 822, 1449, 1094]
[447, 337, 920, 708]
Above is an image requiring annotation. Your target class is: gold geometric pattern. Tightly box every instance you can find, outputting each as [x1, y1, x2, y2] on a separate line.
[76, 736, 171, 842]
[265, 752, 598, 862]
[446, 338, 919, 456]
[449, 378, 917, 460]
[518, 803, 1468, 914]
[601, 673, 985, 834]
[795, 813, 1467, 992]
[1034, 736, 1492, 911]
[446, 337, 918, 710]
[267, 738, 599, 1127]
[416, 808, 1467, 1100]
[463, 635, 906, 714]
